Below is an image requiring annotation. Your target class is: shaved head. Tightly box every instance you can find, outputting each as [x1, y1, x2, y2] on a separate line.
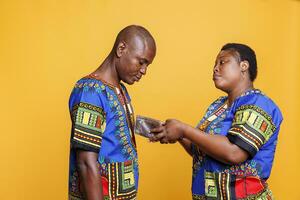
[100, 25, 157, 85]
[113, 25, 156, 54]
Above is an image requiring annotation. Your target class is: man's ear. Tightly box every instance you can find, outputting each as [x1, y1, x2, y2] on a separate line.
[240, 60, 250, 72]
[116, 42, 127, 58]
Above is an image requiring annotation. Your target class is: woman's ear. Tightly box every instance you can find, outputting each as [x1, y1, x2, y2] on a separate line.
[240, 60, 250, 72]
[116, 42, 127, 58]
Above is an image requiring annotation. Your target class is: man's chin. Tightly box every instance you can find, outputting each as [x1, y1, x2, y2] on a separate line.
[122, 79, 135, 85]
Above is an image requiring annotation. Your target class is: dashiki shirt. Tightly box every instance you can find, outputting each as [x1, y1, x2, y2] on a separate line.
[191, 89, 283, 200]
[68, 75, 138, 200]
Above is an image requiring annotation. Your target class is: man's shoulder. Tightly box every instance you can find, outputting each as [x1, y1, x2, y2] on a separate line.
[72, 76, 107, 91]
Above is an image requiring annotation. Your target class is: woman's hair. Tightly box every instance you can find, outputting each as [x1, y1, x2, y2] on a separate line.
[221, 43, 257, 81]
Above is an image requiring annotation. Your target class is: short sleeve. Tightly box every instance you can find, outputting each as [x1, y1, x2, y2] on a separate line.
[69, 84, 106, 153]
[227, 104, 276, 158]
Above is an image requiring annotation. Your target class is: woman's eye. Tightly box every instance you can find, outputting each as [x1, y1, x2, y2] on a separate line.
[220, 60, 225, 65]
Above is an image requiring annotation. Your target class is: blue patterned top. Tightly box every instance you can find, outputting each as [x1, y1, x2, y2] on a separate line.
[191, 89, 283, 200]
[68, 76, 138, 200]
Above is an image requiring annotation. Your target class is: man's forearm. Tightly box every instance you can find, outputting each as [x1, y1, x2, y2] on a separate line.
[76, 150, 104, 200]
[78, 162, 103, 200]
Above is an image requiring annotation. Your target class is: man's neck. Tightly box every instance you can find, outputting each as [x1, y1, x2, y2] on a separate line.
[92, 54, 120, 87]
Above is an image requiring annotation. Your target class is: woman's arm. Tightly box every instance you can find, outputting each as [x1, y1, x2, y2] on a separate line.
[151, 119, 249, 165]
[182, 124, 248, 165]
[178, 138, 193, 156]
[76, 150, 104, 200]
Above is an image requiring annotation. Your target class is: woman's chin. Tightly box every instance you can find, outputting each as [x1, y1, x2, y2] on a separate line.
[214, 82, 227, 92]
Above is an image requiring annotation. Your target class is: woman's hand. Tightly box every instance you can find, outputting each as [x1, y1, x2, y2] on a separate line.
[150, 119, 185, 144]
[149, 123, 168, 143]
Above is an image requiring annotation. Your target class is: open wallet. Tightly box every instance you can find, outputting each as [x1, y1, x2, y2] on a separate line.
[134, 115, 162, 138]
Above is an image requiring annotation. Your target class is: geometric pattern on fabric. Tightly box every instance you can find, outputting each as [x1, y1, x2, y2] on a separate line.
[104, 85, 138, 167]
[192, 194, 206, 200]
[204, 171, 235, 200]
[69, 170, 84, 200]
[227, 105, 276, 157]
[108, 160, 137, 200]
[71, 102, 106, 152]
[198, 101, 228, 132]
[204, 171, 268, 200]
[75, 78, 137, 164]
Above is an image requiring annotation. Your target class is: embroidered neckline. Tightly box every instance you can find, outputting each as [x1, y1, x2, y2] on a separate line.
[224, 89, 263, 108]
[85, 74, 122, 90]
[239, 88, 262, 97]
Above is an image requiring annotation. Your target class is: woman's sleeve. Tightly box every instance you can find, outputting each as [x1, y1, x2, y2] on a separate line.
[226, 97, 278, 158]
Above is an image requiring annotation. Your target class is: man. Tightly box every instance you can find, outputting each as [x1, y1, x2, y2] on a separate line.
[68, 25, 156, 200]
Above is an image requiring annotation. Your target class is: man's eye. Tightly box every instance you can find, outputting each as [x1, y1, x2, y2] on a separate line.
[220, 60, 225, 65]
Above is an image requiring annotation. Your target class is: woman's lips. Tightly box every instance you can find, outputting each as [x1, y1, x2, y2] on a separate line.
[213, 74, 221, 80]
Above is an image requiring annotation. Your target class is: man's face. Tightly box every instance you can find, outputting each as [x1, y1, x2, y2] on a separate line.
[213, 50, 243, 92]
[116, 38, 156, 85]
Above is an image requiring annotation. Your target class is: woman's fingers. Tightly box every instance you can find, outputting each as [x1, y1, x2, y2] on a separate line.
[149, 132, 166, 142]
[160, 137, 169, 144]
[150, 125, 164, 134]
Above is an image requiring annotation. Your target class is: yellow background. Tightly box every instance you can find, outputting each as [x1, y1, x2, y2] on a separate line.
[1, 0, 299, 199]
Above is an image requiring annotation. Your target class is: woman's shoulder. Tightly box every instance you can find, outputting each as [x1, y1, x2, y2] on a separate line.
[211, 95, 228, 105]
[233, 89, 283, 126]
[235, 89, 279, 109]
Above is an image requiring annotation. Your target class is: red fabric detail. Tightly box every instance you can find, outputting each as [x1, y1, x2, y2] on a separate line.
[246, 177, 264, 195]
[235, 176, 264, 198]
[235, 178, 246, 199]
[260, 121, 267, 132]
[96, 116, 101, 128]
[101, 176, 109, 196]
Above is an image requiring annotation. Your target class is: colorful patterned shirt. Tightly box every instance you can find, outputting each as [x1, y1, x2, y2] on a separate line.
[191, 89, 282, 200]
[68, 75, 138, 200]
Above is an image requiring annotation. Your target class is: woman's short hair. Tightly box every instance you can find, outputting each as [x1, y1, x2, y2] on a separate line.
[221, 43, 257, 81]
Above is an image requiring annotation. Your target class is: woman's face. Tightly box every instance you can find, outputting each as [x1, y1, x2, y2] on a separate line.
[213, 50, 243, 92]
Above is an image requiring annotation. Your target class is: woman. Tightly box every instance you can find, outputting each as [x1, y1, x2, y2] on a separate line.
[151, 43, 282, 199]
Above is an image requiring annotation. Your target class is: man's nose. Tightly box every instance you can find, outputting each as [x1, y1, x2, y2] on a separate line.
[140, 65, 147, 75]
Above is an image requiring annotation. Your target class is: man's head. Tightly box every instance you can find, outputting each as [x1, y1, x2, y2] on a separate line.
[113, 25, 156, 85]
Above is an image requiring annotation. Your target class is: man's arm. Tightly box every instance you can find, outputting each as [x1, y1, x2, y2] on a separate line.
[76, 150, 103, 200]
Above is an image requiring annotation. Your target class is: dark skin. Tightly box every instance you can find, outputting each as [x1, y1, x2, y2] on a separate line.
[76, 151, 102, 200]
[151, 50, 252, 165]
[77, 26, 156, 200]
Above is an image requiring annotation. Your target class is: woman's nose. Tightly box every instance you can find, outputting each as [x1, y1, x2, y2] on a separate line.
[213, 65, 219, 73]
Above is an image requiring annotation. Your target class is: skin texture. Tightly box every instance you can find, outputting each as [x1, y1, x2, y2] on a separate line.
[76, 151, 103, 200]
[76, 25, 156, 200]
[151, 49, 253, 165]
